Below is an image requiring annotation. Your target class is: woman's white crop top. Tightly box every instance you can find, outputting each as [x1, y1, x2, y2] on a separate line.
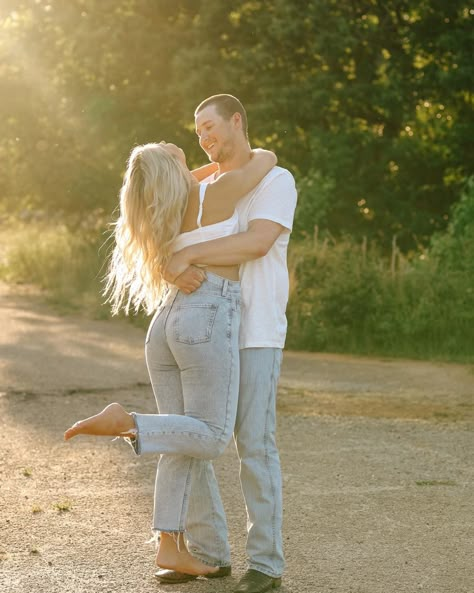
[172, 183, 239, 253]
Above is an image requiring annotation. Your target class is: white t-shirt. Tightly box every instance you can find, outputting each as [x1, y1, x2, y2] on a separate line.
[205, 166, 297, 349]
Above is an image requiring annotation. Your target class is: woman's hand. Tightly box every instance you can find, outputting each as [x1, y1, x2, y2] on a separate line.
[251, 148, 277, 166]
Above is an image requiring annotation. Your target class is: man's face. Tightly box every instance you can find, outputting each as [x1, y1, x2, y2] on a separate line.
[195, 105, 238, 163]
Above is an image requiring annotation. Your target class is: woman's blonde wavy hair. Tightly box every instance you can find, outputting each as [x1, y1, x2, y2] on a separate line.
[104, 143, 191, 315]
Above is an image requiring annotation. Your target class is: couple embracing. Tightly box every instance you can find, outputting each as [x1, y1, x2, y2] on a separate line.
[65, 94, 297, 593]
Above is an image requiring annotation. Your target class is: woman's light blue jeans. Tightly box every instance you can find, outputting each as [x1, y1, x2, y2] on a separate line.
[129, 273, 240, 544]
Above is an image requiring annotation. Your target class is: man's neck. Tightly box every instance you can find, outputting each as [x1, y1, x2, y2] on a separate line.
[218, 143, 252, 175]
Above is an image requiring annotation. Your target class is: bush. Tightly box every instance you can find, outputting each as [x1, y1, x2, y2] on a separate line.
[2, 205, 472, 362]
[286, 231, 474, 361]
[430, 176, 474, 275]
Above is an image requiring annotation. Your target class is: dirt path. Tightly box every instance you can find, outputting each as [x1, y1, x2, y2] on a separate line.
[1, 283, 473, 593]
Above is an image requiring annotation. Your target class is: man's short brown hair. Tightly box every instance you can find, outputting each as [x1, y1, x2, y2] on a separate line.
[195, 94, 248, 138]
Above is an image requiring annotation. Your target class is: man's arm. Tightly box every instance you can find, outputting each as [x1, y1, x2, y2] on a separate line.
[169, 170, 297, 291]
[165, 219, 285, 284]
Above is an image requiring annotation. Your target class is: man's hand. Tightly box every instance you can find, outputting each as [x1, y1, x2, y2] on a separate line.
[163, 250, 193, 284]
[171, 265, 206, 294]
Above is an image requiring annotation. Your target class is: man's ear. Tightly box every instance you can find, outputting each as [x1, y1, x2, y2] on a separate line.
[232, 112, 242, 131]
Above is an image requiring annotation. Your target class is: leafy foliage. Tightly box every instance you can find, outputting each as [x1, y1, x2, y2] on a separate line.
[1, 2, 473, 361]
[1, 1, 472, 249]
[430, 176, 474, 274]
[286, 235, 474, 360]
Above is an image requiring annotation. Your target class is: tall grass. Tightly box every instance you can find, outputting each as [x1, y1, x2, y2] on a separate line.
[1, 217, 472, 361]
[286, 231, 474, 361]
[0, 220, 111, 317]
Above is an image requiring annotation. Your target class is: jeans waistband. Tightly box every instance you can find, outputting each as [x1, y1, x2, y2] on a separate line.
[200, 272, 240, 297]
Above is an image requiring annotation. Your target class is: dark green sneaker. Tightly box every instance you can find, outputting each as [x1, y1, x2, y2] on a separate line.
[233, 569, 282, 593]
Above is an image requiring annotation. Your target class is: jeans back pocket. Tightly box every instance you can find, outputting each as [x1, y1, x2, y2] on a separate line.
[174, 303, 219, 345]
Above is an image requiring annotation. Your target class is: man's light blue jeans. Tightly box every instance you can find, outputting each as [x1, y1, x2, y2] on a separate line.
[184, 348, 285, 577]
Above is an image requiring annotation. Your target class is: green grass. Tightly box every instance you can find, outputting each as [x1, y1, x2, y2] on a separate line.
[52, 500, 72, 512]
[1, 220, 472, 362]
[0, 222, 111, 318]
[286, 236, 474, 363]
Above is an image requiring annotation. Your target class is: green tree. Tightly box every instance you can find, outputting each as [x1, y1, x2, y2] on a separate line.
[0, 0, 472, 249]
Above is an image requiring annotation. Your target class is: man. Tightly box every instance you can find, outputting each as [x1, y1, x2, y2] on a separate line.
[158, 94, 297, 593]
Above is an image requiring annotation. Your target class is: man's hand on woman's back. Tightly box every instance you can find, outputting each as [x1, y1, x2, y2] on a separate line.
[167, 265, 206, 294]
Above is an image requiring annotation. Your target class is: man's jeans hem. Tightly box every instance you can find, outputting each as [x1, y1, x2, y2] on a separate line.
[248, 562, 284, 579]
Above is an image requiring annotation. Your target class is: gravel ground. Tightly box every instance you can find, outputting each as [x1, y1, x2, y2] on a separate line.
[1, 284, 473, 593]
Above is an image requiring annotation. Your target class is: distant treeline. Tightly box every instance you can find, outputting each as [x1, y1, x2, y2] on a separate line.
[1, 1, 473, 250]
[1, 178, 472, 361]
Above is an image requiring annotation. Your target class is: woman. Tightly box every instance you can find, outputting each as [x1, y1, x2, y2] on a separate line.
[64, 141, 276, 577]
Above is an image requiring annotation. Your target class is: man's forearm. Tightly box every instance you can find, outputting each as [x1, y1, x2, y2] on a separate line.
[182, 230, 268, 267]
[165, 220, 284, 283]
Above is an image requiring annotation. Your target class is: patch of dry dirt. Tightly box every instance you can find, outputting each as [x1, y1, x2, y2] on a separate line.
[1, 283, 473, 593]
[277, 384, 473, 421]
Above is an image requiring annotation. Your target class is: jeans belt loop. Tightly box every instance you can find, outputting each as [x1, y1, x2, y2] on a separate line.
[222, 278, 229, 297]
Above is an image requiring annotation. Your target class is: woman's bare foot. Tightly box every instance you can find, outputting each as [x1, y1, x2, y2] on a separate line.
[156, 532, 219, 576]
[64, 403, 135, 441]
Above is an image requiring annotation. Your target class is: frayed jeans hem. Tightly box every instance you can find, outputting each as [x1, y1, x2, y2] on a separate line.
[153, 529, 228, 568]
[187, 550, 230, 568]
